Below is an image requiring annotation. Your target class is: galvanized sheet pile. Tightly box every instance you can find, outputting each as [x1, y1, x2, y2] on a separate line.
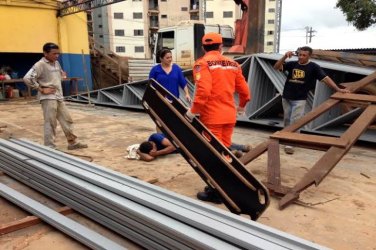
[0, 138, 327, 250]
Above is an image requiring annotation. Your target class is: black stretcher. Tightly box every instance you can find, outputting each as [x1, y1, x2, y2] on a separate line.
[142, 79, 269, 220]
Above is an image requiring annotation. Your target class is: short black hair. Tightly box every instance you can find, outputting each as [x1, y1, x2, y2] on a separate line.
[203, 43, 221, 52]
[139, 141, 153, 154]
[298, 46, 313, 55]
[43, 42, 59, 53]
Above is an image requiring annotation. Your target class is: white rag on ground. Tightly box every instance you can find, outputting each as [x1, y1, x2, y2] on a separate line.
[125, 144, 140, 160]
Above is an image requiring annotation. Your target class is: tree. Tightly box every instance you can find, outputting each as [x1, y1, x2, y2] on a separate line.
[336, 0, 376, 30]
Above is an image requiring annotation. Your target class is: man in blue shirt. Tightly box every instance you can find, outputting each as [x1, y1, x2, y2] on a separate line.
[138, 133, 177, 161]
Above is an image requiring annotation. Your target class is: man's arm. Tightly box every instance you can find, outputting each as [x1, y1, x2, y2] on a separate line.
[23, 65, 56, 95]
[190, 60, 212, 115]
[137, 149, 155, 162]
[274, 51, 294, 71]
[149, 138, 176, 157]
[235, 65, 251, 109]
[24, 67, 40, 90]
[322, 76, 350, 93]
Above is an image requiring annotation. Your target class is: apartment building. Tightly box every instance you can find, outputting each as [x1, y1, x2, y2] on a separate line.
[264, 0, 279, 53]
[92, 0, 278, 58]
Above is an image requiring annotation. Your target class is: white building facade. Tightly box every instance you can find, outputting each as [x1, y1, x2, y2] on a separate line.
[94, 0, 278, 58]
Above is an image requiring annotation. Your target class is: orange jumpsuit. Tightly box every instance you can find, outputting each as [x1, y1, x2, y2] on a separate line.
[191, 50, 251, 147]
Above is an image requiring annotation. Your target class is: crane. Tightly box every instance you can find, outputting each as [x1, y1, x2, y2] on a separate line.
[58, 0, 125, 17]
[230, 0, 265, 54]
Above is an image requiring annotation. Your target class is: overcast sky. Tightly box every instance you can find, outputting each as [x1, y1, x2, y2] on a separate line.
[279, 0, 376, 53]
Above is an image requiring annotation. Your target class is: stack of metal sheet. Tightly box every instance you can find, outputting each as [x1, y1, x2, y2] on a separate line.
[0, 138, 326, 250]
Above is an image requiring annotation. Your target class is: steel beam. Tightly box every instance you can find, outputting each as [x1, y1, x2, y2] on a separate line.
[0, 183, 126, 250]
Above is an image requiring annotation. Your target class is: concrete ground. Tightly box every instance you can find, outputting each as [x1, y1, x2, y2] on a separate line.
[0, 99, 375, 250]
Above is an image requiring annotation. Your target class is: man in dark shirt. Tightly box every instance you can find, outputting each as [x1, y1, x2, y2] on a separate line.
[137, 133, 177, 162]
[274, 46, 349, 154]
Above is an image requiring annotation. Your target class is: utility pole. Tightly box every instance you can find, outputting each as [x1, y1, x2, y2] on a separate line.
[305, 26, 316, 44]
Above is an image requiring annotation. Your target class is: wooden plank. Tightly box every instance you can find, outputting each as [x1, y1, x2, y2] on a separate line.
[341, 71, 376, 92]
[279, 105, 376, 209]
[0, 206, 73, 235]
[270, 131, 349, 148]
[240, 140, 269, 165]
[331, 92, 376, 103]
[267, 139, 281, 189]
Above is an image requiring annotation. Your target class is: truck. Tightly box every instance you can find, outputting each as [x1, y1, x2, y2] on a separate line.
[153, 0, 265, 70]
[153, 21, 235, 69]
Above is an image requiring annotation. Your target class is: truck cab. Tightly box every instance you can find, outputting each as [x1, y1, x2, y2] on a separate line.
[154, 21, 234, 69]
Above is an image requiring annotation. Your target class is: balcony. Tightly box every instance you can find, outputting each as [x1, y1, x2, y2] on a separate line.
[149, 21, 159, 30]
[148, 8, 159, 16]
[189, 2, 199, 13]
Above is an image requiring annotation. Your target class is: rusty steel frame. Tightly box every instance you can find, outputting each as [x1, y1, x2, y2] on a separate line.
[240, 71, 376, 209]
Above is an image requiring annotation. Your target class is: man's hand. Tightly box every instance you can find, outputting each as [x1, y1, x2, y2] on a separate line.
[237, 106, 245, 116]
[185, 94, 192, 103]
[186, 109, 198, 121]
[149, 149, 158, 157]
[61, 70, 67, 79]
[39, 87, 56, 95]
[285, 51, 294, 59]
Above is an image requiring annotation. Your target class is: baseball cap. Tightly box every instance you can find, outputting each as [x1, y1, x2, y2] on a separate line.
[202, 32, 223, 45]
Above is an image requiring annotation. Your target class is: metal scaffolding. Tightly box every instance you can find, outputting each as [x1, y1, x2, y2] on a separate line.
[68, 53, 376, 144]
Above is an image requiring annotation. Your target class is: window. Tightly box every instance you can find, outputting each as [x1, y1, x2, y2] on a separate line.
[99, 35, 103, 38]
[190, 15, 199, 20]
[134, 29, 144, 36]
[205, 12, 213, 18]
[223, 11, 233, 18]
[267, 30, 274, 35]
[98, 24, 102, 28]
[114, 13, 123, 19]
[161, 0, 166, 1]
[114, 29, 125, 36]
[268, 8, 275, 13]
[156, 30, 175, 52]
[116, 46, 125, 53]
[135, 46, 144, 53]
[181, 7, 188, 11]
[98, 14, 102, 18]
[267, 41, 273, 46]
[161, 14, 167, 19]
[268, 19, 274, 24]
[133, 12, 142, 19]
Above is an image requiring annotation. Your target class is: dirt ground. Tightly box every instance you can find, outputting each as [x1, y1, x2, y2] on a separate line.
[0, 99, 375, 250]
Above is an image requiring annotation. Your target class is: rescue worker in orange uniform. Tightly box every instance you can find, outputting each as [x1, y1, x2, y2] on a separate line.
[187, 32, 251, 203]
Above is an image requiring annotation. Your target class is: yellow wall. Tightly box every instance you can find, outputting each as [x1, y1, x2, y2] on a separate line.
[58, 13, 90, 54]
[0, 6, 58, 53]
[0, 5, 89, 54]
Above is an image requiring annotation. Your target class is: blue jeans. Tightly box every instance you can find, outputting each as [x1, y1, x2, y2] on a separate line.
[230, 143, 248, 152]
[282, 98, 306, 127]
